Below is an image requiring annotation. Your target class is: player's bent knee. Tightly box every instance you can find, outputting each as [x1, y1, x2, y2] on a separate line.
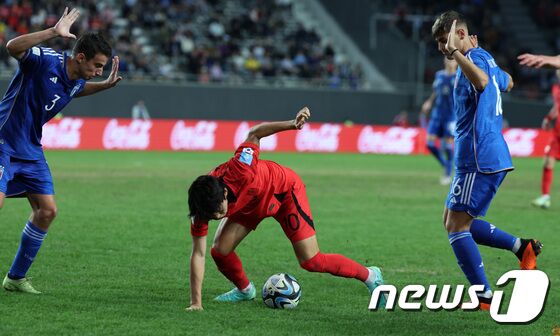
[38, 207, 57, 223]
[300, 252, 325, 273]
[210, 246, 229, 260]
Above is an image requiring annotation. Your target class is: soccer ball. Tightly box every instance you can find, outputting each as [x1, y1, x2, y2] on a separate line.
[262, 273, 301, 309]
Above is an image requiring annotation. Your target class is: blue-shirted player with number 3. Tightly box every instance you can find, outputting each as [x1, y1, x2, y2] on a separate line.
[0, 8, 122, 293]
[432, 11, 542, 311]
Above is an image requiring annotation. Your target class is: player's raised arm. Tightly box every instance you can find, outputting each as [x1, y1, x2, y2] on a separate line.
[245, 107, 311, 145]
[6, 7, 79, 60]
[187, 234, 207, 311]
[445, 20, 488, 91]
[518, 53, 560, 69]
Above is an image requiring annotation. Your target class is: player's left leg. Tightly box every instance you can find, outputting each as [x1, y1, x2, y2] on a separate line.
[211, 218, 256, 302]
[4, 194, 56, 294]
[441, 135, 454, 184]
[275, 180, 386, 307]
[3, 158, 55, 294]
[533, 153, 555, 209]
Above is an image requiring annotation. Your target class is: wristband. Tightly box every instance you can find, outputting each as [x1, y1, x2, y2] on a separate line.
[450, 49, 459, 56]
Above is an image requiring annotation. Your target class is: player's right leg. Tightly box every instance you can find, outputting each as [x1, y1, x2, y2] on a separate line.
[532, 154, 555, 209]
[426, 132, 446, 168]
[211, 218, 256, 302]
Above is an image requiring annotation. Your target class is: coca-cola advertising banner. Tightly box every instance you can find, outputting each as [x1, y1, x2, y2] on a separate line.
[42, 117, 551, 157]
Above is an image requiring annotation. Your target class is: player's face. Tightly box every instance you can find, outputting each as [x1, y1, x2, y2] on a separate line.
[78, 53, 109, 80]
[211, 188, 229, 220]
[435, 34, 454, 60]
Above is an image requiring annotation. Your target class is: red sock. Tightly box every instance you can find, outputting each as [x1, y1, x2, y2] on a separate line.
[542, 167, 553, 195]
[211, 248, 250, 290]
[300, 252, 369, 282]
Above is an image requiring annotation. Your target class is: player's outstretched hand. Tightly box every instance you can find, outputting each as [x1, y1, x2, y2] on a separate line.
[103, 56, 123, 88]
[294, 107, 311, 129]
[54, 7, 80, 39]
[518, 53, 560, 69]
[445, 20, 460, 56]
[185, 305, 204, 311]
[468, 35, 478, 48]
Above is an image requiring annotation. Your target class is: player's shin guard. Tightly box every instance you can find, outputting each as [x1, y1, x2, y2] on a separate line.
[427, 140, 446, 167]
[210, 248, 250, 290]
[448, 232, 491, 292]
[8, 222, 47, 280]
[470, 219, 517, 251]
[542, 167, 553, 195]
[300, 252, 369, 282]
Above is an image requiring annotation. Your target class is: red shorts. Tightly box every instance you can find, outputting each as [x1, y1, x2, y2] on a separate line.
[229, 175, 316, 243]
[545, 135, 560, 160]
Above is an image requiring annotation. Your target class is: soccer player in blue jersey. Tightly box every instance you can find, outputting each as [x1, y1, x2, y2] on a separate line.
[421, 57, 458, 185]
[432, 11, 542, 310]
[0, 8, 122, 293]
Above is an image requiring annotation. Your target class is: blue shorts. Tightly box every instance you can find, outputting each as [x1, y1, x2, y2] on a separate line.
[427, 118, 456, 139]
[0, 152, 54, 197]
[445, 171, 507, 217]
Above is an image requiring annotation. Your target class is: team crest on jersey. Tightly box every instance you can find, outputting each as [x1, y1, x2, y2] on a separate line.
[239, 147, 254, 165]
[70, 84, 81, 97]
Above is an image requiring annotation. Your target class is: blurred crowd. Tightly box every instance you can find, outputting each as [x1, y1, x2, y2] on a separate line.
[0, 0, 364, 90]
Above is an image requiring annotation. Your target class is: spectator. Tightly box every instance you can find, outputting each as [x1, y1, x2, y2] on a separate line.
[131, 100, 151, 120]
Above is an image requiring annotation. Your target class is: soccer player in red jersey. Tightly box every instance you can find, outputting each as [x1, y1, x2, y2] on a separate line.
[532, 70, 560, 209]
[185, 107, 385, 311]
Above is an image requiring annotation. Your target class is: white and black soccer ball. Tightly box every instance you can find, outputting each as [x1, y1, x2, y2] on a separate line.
[262, 273, 301, 309]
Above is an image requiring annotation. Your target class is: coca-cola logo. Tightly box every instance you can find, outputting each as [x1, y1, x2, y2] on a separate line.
[170, 120, 217, 150]
[503, 128, 538, 157]
[102, 119, 152, 150]
[42, 118, 84, 149]
[234, 122, 277, 151]
[358, 126, 419, 154]
[295, 124, 341, 152]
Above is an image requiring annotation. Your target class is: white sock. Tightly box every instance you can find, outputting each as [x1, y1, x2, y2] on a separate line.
[512, 238, 522, 253]
[241, 283, 253, 293]
[365, 268, 377, 285]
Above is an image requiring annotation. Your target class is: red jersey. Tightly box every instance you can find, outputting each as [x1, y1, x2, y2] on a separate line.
[553, 84, 560, 135]
[191, 142, 297, 237]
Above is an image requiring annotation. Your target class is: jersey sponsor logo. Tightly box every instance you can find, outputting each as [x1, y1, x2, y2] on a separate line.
[50, 77, 58, 84]
[358, 126, 419, 154]
[369, 270, 549, 324]
[295, 124, 341, 152]
[234, 122, 277, 151]
[503, 128, 538, 157]
[239, 147, 254, 165]
[102, 119, 152, 150]
[170, 120, 217, 150]
[42, 118, 84, 149]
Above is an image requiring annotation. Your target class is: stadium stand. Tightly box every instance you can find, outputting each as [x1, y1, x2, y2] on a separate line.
[0, 0, 365, 90]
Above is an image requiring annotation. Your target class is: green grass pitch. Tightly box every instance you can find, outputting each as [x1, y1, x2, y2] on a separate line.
[0, 150, 558, 335]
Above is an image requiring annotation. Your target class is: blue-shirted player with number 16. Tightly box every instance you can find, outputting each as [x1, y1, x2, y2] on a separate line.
[0, 8, 122, 293]
[432, 11, 542, 310]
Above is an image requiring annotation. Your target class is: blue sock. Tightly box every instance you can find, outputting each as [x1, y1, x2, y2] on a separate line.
[427, 140, 445, 167]
[470, 219, 517, 251]
[449, 231, 491, 292]
[8, 222, 47, 280]
[443, 142, 453, 176]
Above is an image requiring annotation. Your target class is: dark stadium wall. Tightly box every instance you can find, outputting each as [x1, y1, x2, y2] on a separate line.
[0, 80, 548, 126]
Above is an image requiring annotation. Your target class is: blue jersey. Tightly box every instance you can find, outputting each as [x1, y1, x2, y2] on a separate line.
[431, 70, 455, 121]
[0, 47, 86, 160]
[453, 47, 512, 173]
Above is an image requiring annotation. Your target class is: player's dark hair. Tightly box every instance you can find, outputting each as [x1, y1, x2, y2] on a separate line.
[73, 33, 112, 60]
[188, 175, 227, 220]
[432, 11, 468, 39]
